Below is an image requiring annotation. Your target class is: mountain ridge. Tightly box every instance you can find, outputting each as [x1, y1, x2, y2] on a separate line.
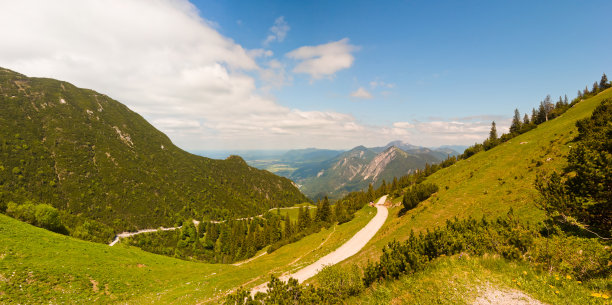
[0, 67, 308, 242]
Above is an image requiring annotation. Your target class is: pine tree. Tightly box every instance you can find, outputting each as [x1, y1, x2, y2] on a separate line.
[284, 214, 293, 239]
[564, 94, 569, 105]
[303, 207, 311, 228]
[509, 109, 522, 134]
[592, 81, 599, 94]
[297, 206, 306, 230]
[366, 183, 375, 202]
[600, 73, 609, 89]
[316, 196, 332, 223]
[489, 121, 498, 141]
[523, 113, 530, 125]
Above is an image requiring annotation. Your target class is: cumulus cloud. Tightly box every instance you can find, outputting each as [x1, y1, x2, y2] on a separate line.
[387, 117, 511, 146]
[350, 87, 373, 99]
[0, 0, 375, 150]
[263, 16, 290, 45]
[286, 38, 358, 79]
[0, 0, 507, 150]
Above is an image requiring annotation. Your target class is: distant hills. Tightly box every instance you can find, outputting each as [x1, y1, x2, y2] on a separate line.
[0, 67, 308, 242]
[233, 142, 460, 200]
[290, 141, 458, 199]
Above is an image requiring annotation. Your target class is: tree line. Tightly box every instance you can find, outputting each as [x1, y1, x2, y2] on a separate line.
[462, 73, 610, 158]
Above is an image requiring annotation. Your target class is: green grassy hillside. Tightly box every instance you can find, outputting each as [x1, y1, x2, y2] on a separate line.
[339, 88, 612, 267]
[0, 67, 308, 241]
[324, 88, 612, 304]
[0, 204, 376, 304]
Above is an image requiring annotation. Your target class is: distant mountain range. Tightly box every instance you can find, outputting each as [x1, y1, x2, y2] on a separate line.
[232, 141, 462, 200]
[0, 67, 308, 242]
[290, 141, 459, 199]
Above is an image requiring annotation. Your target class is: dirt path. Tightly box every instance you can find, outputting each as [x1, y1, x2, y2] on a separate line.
[473, 284, 547, 305]
[251, 195, 388, 294]
[108, 220, 200, 246]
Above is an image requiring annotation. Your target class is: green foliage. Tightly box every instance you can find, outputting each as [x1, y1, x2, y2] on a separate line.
[401, 183, 438, 212]
[225, 266, 364, 305]
[5, 200, 66, 234]
[0, 67, 308, 242]
[536, 99, 612, 237]
[33, 203, 65, 233]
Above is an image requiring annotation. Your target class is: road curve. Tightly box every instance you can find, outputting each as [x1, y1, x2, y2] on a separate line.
[252, 195, 388, 294]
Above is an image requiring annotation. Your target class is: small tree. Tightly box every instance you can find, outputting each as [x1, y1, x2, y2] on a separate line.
[509, 109, 522, 134]
[600, 73, 609, 89]
[523, 113, 530, 125]
[489, 121, 498, 141]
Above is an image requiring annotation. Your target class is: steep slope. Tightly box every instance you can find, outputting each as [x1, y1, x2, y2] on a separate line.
[0, 68, 308, 240]
[342, 88, 612, 267]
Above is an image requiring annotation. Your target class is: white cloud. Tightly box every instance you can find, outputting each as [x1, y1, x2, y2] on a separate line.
[387, 117, 511, 146]
[0, 0, 508, 151]
[286, 38, 358, 79]
[0, 0, 372, 150]
[263, 16, 290, 45]
[248, 48, 274, 58]
[350, 87, 373, 99]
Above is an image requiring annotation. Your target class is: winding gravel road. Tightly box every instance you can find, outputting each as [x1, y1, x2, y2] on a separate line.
[251, 195, 388, 294]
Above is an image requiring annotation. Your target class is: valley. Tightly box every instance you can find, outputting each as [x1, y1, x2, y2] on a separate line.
[0, 7, 610, 303]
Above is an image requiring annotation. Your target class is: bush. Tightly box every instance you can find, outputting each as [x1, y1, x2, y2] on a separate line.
[317, 265, 364, 301]
[34, 204, 65, 233]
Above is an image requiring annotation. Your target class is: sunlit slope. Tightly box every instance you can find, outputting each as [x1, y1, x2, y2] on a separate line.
[0, 67, 308, 239]
[340, 87, 612, 267]
[0, 205, 376, 304]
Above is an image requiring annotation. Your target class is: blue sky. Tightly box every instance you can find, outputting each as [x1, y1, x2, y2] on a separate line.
[194, 0, 611, 121]
[1, 0, 610, 150]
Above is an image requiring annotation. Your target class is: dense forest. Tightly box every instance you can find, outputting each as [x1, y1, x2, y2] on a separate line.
[0, 67, 308, 243]
[123, 193, 366, 263]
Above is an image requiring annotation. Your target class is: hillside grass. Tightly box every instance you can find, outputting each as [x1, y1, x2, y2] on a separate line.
[0, 203, 376, 304]
[337, 88, 612, 269]
[349, 254, 609, 305]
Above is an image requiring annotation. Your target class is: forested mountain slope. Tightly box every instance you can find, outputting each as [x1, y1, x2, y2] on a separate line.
[0, 67, 308, 242]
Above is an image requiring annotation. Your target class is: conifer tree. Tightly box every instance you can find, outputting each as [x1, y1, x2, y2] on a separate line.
[510, 109, 522, 134]
[303, 207, 311, 228]
[523, 113, 530, 126]
[316, 196, 332, 223]
[284, 214, 293, 239]
[489, 121, 498, 141]
[600, 73, 609, 89]
[592, 81, 599, 94]
[297, 206, 306, 230]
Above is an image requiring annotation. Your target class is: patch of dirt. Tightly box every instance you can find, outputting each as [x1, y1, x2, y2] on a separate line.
[90, 279, 99, 292]
[473, 284, 546, 305]
[137, 264, 146, 268]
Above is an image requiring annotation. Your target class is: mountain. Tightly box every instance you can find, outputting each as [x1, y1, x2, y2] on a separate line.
[294, 144, 444, 199]
[2, 81, 609, 304]
[0, 67, 308, 242]
[372, 140, 461, 159]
